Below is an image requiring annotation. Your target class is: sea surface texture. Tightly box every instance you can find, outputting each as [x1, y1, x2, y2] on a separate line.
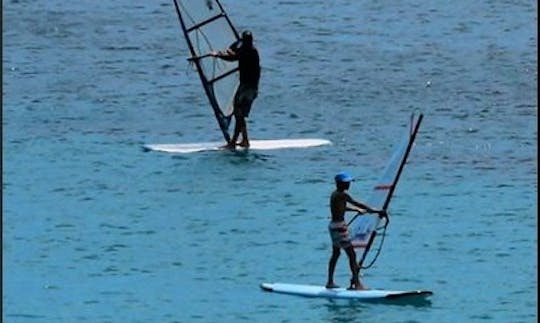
[3, 0, 537, 322]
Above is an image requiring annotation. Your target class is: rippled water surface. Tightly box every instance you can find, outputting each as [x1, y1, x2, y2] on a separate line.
[3, 1, 537, 322]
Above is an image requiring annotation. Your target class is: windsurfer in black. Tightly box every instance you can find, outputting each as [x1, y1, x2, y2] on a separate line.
[211, 30, 260, 149]
[326, 171, 387, 290]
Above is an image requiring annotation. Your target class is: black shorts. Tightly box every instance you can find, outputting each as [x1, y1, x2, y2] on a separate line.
[234, 84, 258, 118]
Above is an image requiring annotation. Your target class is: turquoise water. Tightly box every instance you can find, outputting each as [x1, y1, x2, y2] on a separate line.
[3, 1, 537, 322]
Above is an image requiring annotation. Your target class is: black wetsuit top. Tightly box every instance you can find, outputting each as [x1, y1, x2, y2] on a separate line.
[224, 41, 260, 88]
[237, 46, 260, 88]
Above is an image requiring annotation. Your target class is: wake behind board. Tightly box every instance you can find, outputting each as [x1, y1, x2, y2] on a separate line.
[260, 283, 432, 302]
[143, 139, 331, 154]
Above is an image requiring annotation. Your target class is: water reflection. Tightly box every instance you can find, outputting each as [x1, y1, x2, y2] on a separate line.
[320, 295, 433, 322]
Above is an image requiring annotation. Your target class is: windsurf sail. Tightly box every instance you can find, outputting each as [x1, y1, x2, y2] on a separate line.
[348, 112, 423, 269]
[172, 0, 241, 142]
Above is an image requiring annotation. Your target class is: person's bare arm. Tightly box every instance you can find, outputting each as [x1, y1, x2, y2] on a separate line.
[346, 195, 385, 216]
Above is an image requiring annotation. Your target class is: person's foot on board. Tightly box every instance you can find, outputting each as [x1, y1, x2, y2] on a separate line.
[325, 282, 340, 289]
[347, 279, 368, 291]
[238, 140, 250, 148]
[220, 142, 236, 150]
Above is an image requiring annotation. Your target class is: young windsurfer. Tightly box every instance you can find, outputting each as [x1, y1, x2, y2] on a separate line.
[326, 171, 387, 290]
[211, 30, 260, 149]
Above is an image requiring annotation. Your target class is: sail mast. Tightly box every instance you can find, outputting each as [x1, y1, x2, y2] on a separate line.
[381, 113, 423, 211]
[352, 113, 423, 269]
[172, 0, 241, 143]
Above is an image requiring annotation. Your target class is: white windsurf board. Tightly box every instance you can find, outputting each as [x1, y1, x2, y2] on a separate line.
[143, 139, 331, 153]
[260, 282, 433, 301]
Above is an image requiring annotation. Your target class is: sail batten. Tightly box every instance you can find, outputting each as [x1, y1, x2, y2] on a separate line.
[172, 0, 241, 142]
[210, 68, 239, 83]
[349, 113, 423, 269]
[186, 13, 225, 32]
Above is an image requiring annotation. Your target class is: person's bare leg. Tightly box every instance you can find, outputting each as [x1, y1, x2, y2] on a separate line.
[237, 117, 249, 147]
[221, 117, 241, 149]
[345, 247, 366, 290]
[326, 246, 341, 288]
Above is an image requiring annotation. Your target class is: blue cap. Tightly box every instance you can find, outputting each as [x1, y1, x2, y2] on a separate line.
[335, 171, 354, 183]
